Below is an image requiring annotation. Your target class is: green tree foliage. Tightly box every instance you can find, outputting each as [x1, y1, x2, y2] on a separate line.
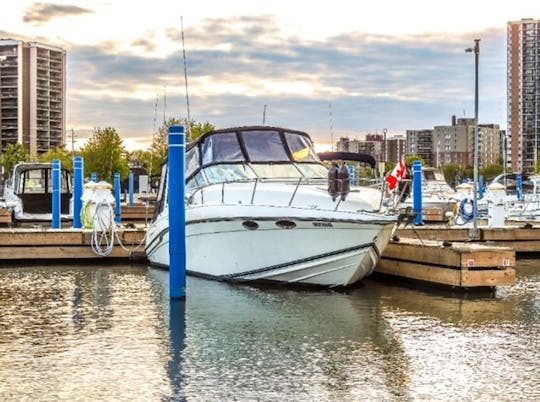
[80, 127, 130, 182]
[39, 147, 73, 171]
[405, 155, 425, 167]
[147, 118, 215, 178]
[1, 143, 29, 175]
[479, 164, 503, 182]
[442, 163, 465, 188]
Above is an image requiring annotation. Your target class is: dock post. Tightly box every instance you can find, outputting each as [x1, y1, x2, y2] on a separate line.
[516, 174, 523, 201]
[348, 165, 356, 186]
[413, 160, 423, 225]
[114, 173, 121, 224]
[479, 175, 485, 198]
[169, 125, 187, 299]
[91, 172, 97, 183]
[52, 159, 61, 229]
[73, 156, 84, 229]
[129, 172, 134, 207]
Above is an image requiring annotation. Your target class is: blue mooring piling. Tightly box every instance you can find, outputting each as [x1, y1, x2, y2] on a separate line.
[413, 160, 423, 225]
[114, 173, 121, 224]
[73, 156, 84, 229]
[168, 125, 187, 299]
[52, 159, 61, 229]
[516, 174, 523, 201]
[129, 172, 134, 207]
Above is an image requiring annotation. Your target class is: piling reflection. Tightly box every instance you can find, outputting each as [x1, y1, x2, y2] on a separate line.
[168, 300, 186, 401]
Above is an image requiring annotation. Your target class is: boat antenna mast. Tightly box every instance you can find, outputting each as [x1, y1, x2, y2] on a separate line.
[329, 102, 334, 151]
[181, 16, 192, 141]
[262, 104, 267, 125]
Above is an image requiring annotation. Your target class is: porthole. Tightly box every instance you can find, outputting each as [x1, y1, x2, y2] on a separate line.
[275, 220, 296, 229]
[242, 220, 259, 230]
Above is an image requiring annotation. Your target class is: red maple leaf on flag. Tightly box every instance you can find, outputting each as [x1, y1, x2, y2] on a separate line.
[385, 160, 407, 191]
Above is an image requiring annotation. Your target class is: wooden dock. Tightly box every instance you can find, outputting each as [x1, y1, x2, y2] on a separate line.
[395, 224, 540, 253]
[376, 237, 516, 288]
[0, 228, 146, 260]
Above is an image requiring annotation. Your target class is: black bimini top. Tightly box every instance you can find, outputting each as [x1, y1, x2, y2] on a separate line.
[317, 151, 377, 169]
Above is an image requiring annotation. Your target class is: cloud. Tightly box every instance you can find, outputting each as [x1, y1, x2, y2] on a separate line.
[23, 3, 93, 24]
[64, 15, 507, 147]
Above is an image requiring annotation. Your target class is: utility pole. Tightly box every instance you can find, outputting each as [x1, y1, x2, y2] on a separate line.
[466, 38, 480, 239]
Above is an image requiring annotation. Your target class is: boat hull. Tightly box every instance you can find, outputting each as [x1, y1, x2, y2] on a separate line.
[146, 205, 395, 287]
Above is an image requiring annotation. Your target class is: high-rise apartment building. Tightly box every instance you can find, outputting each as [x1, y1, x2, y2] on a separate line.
[405, 129, 433, 166]
[432, 116, 501, 168]
[507, 18, 540, 173]
[0, 39, 66, 158]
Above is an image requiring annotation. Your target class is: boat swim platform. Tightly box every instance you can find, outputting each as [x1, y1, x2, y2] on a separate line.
[0, 227, 146, 260]
[377, 237, 516, 288]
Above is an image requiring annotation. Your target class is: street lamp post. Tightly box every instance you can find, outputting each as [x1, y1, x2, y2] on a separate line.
[466, 39, 480, 239]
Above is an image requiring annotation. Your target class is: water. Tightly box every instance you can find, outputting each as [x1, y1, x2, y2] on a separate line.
[0, 261, 539, 401]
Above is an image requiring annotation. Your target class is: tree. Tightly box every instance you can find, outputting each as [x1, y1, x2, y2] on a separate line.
[442, 163, 465, 189]
[147, 117, 215, 177]
[479, 164, 503, 182]
[39, 147, 73, 171]
[405, 155, 425, 167]
[1, 143, 29, 175]
[80, 127, 130, 182]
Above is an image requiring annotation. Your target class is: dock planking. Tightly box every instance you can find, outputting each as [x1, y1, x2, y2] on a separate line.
[0, 228, 146, 260]
[377, 237, 516, 288]
[395, 224, 540, 253]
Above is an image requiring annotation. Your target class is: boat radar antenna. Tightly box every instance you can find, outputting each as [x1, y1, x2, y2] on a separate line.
[181, 16, 192, 141]
[149, 93, 160, 179]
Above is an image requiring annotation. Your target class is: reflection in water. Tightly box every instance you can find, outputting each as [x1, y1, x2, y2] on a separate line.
[0, 260, 538, 401]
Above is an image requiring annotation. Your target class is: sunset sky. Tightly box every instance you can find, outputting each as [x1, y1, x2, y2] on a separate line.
[3, 1, 539, 150]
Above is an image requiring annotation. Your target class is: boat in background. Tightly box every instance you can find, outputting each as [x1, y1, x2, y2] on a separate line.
[395, 167, 459, 216]
[145, 125, 397, 287]
[2, 162, 72, 222]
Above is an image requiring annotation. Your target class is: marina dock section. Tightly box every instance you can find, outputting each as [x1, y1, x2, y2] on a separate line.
[377, 237, 516, 288]
[0, 227, 146, 260]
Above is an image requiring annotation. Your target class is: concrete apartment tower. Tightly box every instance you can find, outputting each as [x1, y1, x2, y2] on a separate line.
[0, 39, 66, 158]
[507, 18, 540, 174]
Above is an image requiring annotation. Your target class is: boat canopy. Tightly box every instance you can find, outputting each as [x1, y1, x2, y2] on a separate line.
[317, 151, 377, 168]
[185, 126, 322, 180]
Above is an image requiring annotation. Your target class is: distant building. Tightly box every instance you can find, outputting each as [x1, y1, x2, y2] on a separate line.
[335, 133, 387, 162]
[507, 18, 540, 173]
[386, 135, 406, 164]
[408, 116, 502, 168]
[0, 39, 66, 157]
[406, 129, 433, 166]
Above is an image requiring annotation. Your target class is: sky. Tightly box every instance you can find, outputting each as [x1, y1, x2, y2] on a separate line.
[2, 1, 539, 151]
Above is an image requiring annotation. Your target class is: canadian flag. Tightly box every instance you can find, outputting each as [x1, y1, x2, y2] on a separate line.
[385, 160, 407, 191]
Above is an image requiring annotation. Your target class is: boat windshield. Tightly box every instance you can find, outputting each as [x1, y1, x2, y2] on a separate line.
[185, 128, 327, 187]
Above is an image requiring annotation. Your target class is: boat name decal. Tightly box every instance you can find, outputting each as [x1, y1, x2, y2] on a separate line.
[312, 222, 333, 228]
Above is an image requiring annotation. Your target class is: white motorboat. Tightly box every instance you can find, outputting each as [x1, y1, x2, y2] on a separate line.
[145, 126, 397, 287]
[2, 162, 73, 222]
[396, 167, 459, 215]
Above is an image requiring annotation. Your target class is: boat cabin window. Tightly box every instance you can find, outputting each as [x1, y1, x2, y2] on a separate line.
[200, 163, 257, 185]
[250, 164, 302, 179]
[285, 132, 318, 162]
[186, 146, 200, 178]
[295, 163, 327, 179]
[241, 130, 290, 162]
[201, 132, 244, 164]
[18, 169, 70, 194]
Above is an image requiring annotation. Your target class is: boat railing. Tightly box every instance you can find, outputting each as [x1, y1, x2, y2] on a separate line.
[187, 177, 328, 206]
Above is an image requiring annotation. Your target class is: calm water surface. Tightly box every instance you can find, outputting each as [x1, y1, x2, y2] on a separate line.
[0, 260, 539, 401]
